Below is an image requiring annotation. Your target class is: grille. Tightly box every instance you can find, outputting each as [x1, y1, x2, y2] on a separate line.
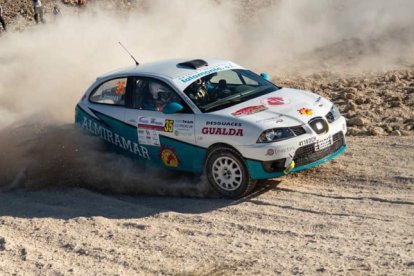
[290, 126, 307, 136]
[293, 132, 345, 167]
[326, 111, 335, 123]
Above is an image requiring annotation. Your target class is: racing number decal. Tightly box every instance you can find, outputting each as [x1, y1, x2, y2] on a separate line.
[164, 120, 174, 132]
[115, 81, 126, 95]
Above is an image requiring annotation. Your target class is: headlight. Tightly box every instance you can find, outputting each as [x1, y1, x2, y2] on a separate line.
[257, 128, 295, 143]
[326, 104, 340, 123]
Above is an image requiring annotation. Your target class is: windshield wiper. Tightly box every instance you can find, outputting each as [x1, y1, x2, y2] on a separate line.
[202, 95, 243, 112]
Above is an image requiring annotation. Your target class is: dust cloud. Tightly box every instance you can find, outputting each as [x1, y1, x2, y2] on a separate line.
[0, 0, 413, 193]
[0, 120, 209, 196]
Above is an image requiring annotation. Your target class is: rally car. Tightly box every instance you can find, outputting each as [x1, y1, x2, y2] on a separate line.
[75, 58, 347, 198]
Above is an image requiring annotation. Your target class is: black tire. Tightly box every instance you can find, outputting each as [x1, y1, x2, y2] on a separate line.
[205, 146, 256, 198]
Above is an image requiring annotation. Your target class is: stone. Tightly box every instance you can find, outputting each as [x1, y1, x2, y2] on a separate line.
[348, 101, 357, 111]
[390, 74, 400, 83]
[390, 101, 403, 108]
[400, 130, 412, 136]
[405, 124, 414, 131]
[316, 267, 326, 272]
[355, 97, 365, 105]
[370, 127, 387, 136]
[348, 116, 369, 127]
[0, 237, 5, 251]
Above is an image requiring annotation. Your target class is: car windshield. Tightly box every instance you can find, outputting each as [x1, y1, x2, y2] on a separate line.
[183, 69, 279, 113]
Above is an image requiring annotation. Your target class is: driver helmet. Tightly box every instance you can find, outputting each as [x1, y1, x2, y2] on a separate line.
[149, 82, 172, 103]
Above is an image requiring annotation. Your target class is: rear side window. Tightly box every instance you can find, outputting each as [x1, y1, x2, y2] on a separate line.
[89, 78, 127, 106]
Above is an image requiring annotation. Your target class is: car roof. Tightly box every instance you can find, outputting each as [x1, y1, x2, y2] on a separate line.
[97, 58, 245, 88]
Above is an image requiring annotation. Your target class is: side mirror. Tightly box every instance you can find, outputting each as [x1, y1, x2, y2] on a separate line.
[260, 73, 270, 81]
[163, 102, 183, 114]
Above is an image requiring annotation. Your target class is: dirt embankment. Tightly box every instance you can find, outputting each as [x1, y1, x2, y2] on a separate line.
[277, 68, 414, 137]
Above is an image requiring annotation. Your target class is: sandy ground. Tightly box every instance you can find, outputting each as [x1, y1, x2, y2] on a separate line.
[0, 136, 413, 275]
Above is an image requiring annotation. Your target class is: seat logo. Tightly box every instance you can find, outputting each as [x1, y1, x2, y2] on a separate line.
[316, 122, 323, 130]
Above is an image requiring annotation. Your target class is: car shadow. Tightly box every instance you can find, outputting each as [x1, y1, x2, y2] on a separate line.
[0, 180, 281, 220]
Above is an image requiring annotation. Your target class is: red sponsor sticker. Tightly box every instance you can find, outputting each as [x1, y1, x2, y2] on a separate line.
[137, 124, 165, 131]
[261, 97, 286, 106]
[232, 105, 267, 116]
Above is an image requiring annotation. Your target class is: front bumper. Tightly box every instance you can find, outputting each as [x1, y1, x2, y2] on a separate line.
[237, 116, 347, 180]
[246, 143, 347, 180]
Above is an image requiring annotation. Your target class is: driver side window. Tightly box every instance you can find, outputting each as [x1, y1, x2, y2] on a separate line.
[130, 78, 192, 113]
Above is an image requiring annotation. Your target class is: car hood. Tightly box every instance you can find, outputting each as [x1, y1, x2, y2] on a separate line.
[215, 88, 333, 128]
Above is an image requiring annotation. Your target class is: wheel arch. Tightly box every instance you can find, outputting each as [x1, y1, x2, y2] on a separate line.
[203, 143, 245, 170]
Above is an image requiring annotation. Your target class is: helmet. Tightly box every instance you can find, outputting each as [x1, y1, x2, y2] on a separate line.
[149, 82, 172, 103]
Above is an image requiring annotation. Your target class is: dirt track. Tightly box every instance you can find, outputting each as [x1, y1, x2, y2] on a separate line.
[0, 136, 413, 275]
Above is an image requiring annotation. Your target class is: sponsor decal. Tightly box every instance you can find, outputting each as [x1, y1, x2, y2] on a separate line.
[201, 127, 243, 136]
[81, 117, 150, 160]
[174, 130, 192, 137]
[261, 97, 289, 106]
[298, 107, 313, 116]
[138, 122, 165, 131]
[138, 128, 160, 146]
[174, 120, 194, 131]
[160, 146, 179, 167]
[206, 121, 242, 127]
[137, 117, 194, 145]
[299, 137, 317, 147]
[138, 116, 150, 124]
[232, 105, 267, 116]
[265, 146, 296, 156]
[137, 116, 165, 146]
[176, 63, 235, 83]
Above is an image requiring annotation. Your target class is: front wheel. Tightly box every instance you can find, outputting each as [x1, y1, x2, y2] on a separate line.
[205, 147, 256, 198]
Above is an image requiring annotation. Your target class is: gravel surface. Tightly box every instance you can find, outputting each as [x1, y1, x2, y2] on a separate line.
[0, 137, 413, 275]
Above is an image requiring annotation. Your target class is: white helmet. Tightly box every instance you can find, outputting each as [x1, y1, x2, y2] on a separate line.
[149, 82, 172, 102]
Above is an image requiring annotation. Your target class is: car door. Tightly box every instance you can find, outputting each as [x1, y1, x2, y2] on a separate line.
[124, 77, 200, 172]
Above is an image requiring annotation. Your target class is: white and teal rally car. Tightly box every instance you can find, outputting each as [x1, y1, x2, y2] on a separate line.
[75, 59, 347, 198]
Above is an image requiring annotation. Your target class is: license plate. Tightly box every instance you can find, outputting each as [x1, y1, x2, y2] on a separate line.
[314, 136, 333, 151]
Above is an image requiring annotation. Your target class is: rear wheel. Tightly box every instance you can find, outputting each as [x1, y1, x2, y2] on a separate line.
[205, 147, 256, 198]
